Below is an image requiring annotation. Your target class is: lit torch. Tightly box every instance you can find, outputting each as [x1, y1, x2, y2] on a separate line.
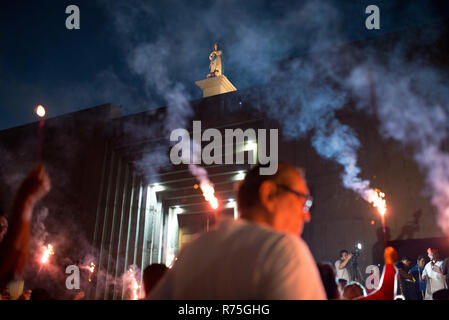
[34, 105, 46, 162]
[35, 105, 46, 118]
[81, 262, 96, 282]
[131, 275, 140, 300]
[125, 266, 141, 300]
[200, 181, 219, 210]
[40, 244, 54, 265]
[366, 189, 387, 247]
[89, 262, 95, 282]
[188, 164, 219, 210]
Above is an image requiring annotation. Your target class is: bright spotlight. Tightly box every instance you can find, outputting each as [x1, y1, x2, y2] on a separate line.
[173, 206, 183, 214]
[235, 171, 246, 181]
[152, 183, 166, 192]
[244, 140, 257, 151]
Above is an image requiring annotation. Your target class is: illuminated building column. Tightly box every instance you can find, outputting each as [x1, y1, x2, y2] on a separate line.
[141, 186, 158, 275]
[165, 207, 181, 267]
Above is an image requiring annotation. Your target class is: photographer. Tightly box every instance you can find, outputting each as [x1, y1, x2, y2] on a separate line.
[335, 250, 353, 282]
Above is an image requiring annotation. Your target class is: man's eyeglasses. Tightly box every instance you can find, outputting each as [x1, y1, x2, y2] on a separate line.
[277, 184, 313, 212]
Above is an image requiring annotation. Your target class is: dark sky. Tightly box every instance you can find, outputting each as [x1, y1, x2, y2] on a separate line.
[1, 0, 449, 131]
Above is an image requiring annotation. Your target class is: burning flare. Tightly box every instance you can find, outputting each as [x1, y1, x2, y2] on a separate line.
[188, 164, 219, 210]
[80, 262, 95, 273]
[40, 244, 54, 264]
[200, 181, 219, 210]
[130, 275, 140, 300]
[88, 262, 95, 282]
[89, 262, 95, 274]
[35, 105, 46, 118]
[81, 262, 96, 282]
[124, 266, 141, 300]
[365, 188, 387, 216]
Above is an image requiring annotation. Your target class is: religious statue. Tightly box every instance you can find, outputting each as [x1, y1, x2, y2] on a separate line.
[207, 43, 222, 78]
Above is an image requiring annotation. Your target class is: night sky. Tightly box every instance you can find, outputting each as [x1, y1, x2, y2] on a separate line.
[1, 0, 449, 131]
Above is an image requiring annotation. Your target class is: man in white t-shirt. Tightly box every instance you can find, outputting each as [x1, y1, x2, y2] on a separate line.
[335, 250, 353, 282]
[422, 248, 448, 300]
[149, 163, 326, 300]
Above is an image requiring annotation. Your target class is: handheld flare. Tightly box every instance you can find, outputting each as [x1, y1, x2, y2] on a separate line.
[40, 244, 54, 264]
[35, 105, 46, 118]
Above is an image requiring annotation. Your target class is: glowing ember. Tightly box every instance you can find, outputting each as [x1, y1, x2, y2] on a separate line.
[80, 262, 95, 282]
[125, 266, 141, 300]
[200, 181, 219, 210]
[188, 164, 219, 210]
[131, 276, 140, 300]
[81, 262, 95, 273]
[35, 105, 46, 118]
[365, 188, 387, 216]
[40, 244, 54, 264]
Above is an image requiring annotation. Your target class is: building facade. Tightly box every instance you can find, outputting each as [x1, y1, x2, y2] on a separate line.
[1, 22, 449, 298]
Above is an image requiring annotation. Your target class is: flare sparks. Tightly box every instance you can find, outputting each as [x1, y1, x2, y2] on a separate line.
[35, 105, 46, 118]
[200, 181, 219, 210]
[366, 189, 387, 216]
[124, 266, 141, 300]
[40, 244, 54, 264]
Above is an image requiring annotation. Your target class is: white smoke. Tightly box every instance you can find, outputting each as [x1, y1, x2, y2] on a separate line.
[347, 57, 449, 235]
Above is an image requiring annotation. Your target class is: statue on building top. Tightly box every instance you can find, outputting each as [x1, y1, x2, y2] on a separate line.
[207, 43, 222, 78]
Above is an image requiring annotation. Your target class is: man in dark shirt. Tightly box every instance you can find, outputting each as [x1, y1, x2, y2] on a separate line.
[442, 257, 449, 288]
[397, 257, 420, 300]
[410, 255, 426, 299]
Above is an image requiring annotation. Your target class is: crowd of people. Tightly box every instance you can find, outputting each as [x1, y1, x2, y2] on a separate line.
[1, 162, 449, 300]
[332, 247, 449, 300]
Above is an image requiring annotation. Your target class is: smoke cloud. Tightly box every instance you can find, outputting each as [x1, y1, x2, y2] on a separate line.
[347, 54, 449, 234]
[104, 0, 449, 236]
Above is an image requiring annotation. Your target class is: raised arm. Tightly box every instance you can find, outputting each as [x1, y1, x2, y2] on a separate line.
[0, 164, 51, 289]
[356, 247, 398, 300]
[338, 253, 353, 269]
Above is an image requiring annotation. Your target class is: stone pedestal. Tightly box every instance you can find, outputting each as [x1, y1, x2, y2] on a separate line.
[195, 75, 237, 98]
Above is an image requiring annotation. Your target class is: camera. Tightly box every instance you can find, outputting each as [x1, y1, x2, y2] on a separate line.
[351, 250, 360, 257]
[351, 243, 362, 259]
[349, 243, 364, 282]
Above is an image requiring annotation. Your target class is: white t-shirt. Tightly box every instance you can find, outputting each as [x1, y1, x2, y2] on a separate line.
[149, 218, 326, 300]
[423, 260, 448, 300]
[335, 260, 351, 282]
